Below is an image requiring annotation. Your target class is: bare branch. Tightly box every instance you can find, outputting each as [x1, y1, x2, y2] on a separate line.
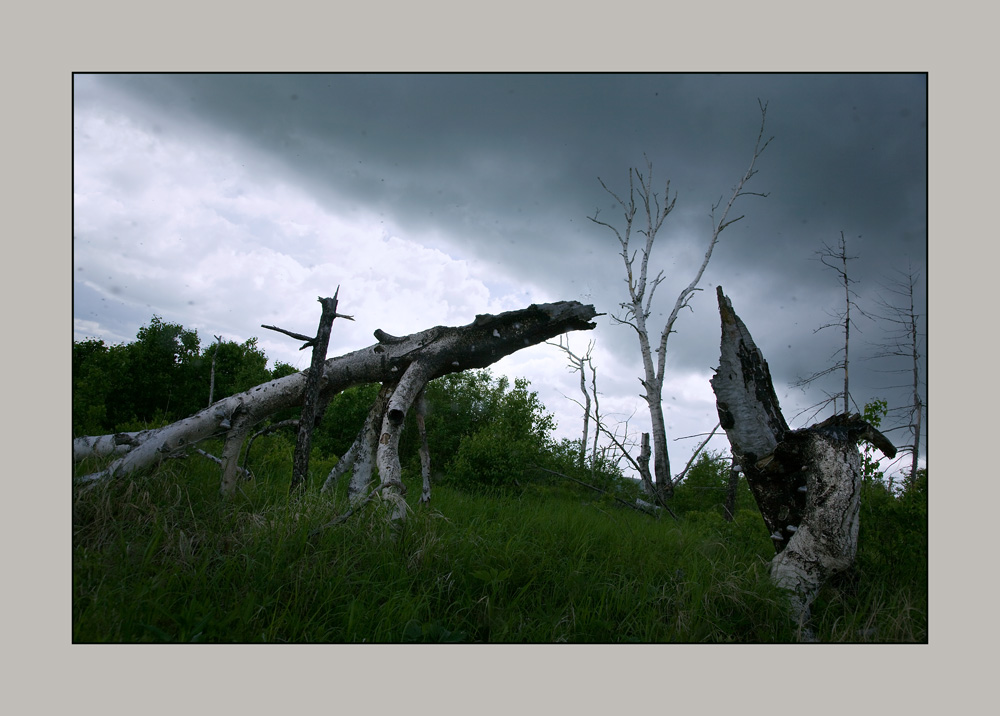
[589, 102, 770, 502]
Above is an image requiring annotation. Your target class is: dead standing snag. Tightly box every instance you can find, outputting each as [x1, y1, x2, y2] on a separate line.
[710, 286, 895, 632]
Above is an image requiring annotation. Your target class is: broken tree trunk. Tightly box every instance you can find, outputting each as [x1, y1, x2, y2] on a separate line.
[269, 291, 351, 493]
[709, 286, 895, 631]
[74, 301, 600, 515]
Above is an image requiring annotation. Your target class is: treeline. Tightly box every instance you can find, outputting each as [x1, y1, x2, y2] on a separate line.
[73, 316, 298, 436]
[73, 315, 926, 520]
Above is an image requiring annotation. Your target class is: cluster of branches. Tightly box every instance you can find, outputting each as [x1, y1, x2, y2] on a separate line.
[587, 100, 772, 504]
[547, 335, 721, 519]
[868, 265, 925, 486]
[792, 232, 871, 420]
[791, 234, 925, 487]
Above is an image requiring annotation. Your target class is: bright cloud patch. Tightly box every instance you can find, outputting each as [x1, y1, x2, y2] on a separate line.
[73, 102, 547, 378]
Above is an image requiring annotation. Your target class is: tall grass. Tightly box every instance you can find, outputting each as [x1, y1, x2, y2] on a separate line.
[73, 450, 925, 643]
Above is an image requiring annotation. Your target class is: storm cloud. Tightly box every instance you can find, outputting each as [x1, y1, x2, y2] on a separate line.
[73, 73, 927, 477]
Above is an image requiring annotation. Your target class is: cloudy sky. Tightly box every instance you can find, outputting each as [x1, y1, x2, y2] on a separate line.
[72, 73, 926, 479]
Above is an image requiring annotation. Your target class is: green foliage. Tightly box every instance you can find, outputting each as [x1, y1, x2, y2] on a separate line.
[671, 451, 755, 517]
[540, 438, 639, 502]
[73, 339, 116, 435]
[74, 316, 288, 437]
[447, 426, 540, 490]
[72, 459, 803, 643]
[271, 362, 300, 380]
[426, 371, 556, 491]
[861, 398, 889, 484]
[129, 315, 204, 421]
[206, 336, 271, 399]
[313, 383, 382, 458]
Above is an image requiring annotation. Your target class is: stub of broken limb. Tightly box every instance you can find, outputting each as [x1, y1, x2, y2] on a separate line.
[755, 413, 896, 474]
[806, 412, 896, 459]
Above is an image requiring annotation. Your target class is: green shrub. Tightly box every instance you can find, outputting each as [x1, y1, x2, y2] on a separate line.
[446, 427, 543, 490]
[671, 451, 755, 517]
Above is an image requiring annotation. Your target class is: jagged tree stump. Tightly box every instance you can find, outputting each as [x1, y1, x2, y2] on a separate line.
[710, 286, 896, 631]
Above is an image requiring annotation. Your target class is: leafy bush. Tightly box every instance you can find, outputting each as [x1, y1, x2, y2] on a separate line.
[540, 438, 639, 501]
[671, 451, 755, 517]
[313, 383, 382, 458]
[858, 469, 927, 589]
[447, 427, 543, 490]
[430, 371, 556, 491]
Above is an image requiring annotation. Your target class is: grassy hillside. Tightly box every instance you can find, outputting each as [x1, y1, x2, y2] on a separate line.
[72, 446, 927, 643]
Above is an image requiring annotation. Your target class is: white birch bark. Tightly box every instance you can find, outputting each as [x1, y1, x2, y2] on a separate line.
[75, 301, 599, 510]
[769, 435, 862, 624]
[710, 286, 896, 634]
[590, 103, 771, 501]
[321, 382, 394, 502]
[375, 360, 436, 522]
[73, 431, 152, 461]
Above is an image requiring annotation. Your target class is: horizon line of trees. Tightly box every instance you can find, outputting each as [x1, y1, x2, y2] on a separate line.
[74, 313, 925, 508]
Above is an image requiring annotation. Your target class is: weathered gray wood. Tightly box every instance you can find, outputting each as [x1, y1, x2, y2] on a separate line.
[75, 301, 599, 504]
[290, 293, 342, 492]
[710, 286, 896, 633]
[415, 389, 432, 503]
[710, 286, 789, 465]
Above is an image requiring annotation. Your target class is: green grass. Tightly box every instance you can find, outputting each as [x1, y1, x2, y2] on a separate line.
[73, 451, 926, 643]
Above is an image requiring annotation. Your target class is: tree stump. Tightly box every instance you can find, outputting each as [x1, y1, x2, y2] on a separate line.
[710, 286, 896, 632]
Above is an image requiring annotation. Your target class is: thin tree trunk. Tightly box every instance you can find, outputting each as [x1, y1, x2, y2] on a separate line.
[547, 336, 595, 469]
[724, 464, 740, 522]
[637, 432, 654, 497]
[909, 287, 922, 487]
[590, 363, 601, 469]
[208, 334, 222, 406]
[290, 293, 344, 492]
[415, 388, 432, 503]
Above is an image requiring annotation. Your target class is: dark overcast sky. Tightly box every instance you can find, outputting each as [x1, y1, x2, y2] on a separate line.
[73, 73, 927, 477]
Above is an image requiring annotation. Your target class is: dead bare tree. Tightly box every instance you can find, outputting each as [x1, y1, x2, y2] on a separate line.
[262, 289, 354, 493]
[589, 101, 771, 504]
[546, 336, 596, 468]
[74, 299, 599, 525]
[869, 265, 925, 487]
[672, 423, 721, 484]
[261, 290, 354, 493]
[793, 232, 871, 422]
[207, 334, 223, 406]
[710, 286, 895, 637]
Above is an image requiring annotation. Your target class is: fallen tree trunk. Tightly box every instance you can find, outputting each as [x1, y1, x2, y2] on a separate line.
[74, 301, 600, 512]
[709, 286, 895, 633]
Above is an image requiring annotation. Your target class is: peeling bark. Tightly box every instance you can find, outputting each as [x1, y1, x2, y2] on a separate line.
[73, 430, 153, 461]
[75, 301, 599, 511]
[321, 382, 394, 502]
[710, 286, 895, 630]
